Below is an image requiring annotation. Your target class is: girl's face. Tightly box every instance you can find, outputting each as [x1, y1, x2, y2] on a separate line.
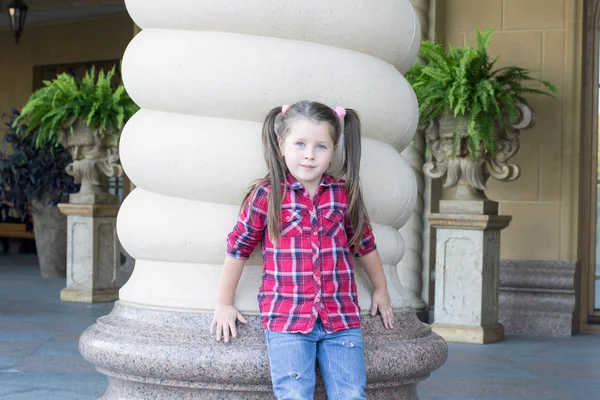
[279, 119, 336, 190]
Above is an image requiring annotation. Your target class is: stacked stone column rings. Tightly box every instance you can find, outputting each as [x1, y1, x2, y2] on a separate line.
[79, 1, 448, 398]
[396, 0, 433, 311]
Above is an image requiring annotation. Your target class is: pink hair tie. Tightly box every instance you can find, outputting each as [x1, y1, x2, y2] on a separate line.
[281, 104, 291, 115]
[335, 106, 346, 118]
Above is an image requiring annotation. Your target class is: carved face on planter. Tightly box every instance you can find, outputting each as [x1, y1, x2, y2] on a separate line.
[423, 103, 534, 201]
[61, 118, 123, 204]
[70, 139, 105, 161]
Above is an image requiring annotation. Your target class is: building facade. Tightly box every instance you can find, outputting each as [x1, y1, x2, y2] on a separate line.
[0, 0, 598, 334]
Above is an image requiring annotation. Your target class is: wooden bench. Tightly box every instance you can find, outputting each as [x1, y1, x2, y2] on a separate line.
[0, 223, 35, 239]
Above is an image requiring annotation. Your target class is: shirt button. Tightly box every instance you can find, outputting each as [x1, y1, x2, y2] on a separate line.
[315, 297, 321, 303]
[315, 254, 319, 259]
[313, 231, 317, 236]
[323, 319, 328, 324]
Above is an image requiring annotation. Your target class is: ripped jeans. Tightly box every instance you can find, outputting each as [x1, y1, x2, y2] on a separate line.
[265, 319, 367, 400]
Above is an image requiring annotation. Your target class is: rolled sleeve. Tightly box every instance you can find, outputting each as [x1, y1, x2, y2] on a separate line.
[345, 216, 377, 257]
[353, 220, 377, 257]
[226, 185, 269, 259]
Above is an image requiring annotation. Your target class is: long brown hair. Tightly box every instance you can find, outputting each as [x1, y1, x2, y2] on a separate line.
[241, 100, 368, 249]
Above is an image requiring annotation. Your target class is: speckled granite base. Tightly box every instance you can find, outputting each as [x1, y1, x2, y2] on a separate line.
[499, 259, 576, 337]
[80, 301, 447, 399]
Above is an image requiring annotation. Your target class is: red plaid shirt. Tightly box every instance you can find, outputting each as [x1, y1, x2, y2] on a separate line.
[226, 172, 376, 334]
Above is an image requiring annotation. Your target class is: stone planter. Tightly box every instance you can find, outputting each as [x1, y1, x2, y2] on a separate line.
[62, 117, 123, 205]
[423, 103, 534, 201]
[57, 118, 123, 302]
[425, 105, 534, 343]
[31, 200, 67, 278]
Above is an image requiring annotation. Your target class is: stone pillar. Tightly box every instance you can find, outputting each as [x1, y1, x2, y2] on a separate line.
[429, 201, 511, 344]
[396, 0, 435, 312]
[79, 1, 447, 398]
[58, 204, 120, 302]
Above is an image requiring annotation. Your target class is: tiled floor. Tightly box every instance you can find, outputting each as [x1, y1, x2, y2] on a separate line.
[0, 254, 113, 399]
[1, 253, 599, 400]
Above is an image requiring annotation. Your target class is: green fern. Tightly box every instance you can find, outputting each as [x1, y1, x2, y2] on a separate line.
[13, 64, 139, 148]
[407, 28, 557, 158]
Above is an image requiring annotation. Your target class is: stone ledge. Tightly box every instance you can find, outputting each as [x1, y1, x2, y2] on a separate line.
[500, 310, 574, 337]
[500, 259, 576, 290]
[500, 290, 574, 313]
[499, 259, 576, 337]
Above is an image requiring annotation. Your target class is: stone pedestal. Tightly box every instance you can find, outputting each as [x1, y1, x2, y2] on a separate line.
[57, 203, 120, 303]
[81, 302, 447, 399]
[429, 201, 511, 344]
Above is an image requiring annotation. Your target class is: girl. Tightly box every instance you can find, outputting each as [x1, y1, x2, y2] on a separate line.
[210, 100, 394, 400]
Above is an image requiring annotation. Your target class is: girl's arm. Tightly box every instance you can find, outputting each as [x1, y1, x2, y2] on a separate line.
[345, 215, 394, 329]
[211, 184, 269, 342]
[210, 255, 249, 343]
[359, 249, 394, 330]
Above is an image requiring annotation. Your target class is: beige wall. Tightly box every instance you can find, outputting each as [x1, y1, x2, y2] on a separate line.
[0, 14, 133, 146]
[444, 0, 583, 261]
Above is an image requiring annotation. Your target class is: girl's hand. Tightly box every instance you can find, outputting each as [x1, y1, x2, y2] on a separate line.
[210, 303, 248, 343]
[370, 288, 394, 330]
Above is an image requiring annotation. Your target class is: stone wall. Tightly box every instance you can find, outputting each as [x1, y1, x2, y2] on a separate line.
[0, 14, 133, 148]
[444, 0, 583, 262]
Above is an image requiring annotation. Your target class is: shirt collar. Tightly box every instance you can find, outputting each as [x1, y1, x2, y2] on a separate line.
[285, 171, 335, 191]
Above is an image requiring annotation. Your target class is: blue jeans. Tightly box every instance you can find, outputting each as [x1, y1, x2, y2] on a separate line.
[265, 319, 367, 400]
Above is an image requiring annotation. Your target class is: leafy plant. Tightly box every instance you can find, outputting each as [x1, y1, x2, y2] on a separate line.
[13, 65, 139, 148]
[0, 110, 78, 216]
[406, 28, 557, 157]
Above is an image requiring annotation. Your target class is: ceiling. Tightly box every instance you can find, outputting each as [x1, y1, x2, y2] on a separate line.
[0, 0, 127, 31]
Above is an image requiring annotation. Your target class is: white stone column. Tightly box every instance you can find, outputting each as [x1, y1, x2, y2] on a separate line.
[79, 1, 447, 398]
[396, 0, 434, 311]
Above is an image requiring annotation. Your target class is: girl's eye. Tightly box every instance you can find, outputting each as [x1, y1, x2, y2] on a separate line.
[317, 144, 327, 150]
[295, 142, 305, 147]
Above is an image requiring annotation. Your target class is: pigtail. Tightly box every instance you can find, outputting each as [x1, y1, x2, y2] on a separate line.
[341, 109, 367, 249]
[239, 107, 287, 242]
[262, 106, 288, 242]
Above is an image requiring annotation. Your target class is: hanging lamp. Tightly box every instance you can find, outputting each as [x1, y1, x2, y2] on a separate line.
[6, 0, 28, 44]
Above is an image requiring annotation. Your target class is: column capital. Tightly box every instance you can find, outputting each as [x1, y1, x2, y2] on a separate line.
[429, 213, 512, 231]
[58, 203, 119, 217]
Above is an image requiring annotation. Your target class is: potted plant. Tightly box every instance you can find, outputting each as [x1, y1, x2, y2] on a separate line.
[406, 28, 557, 201]
[13, 65, 138, 203]
[0, 110, 79, 277]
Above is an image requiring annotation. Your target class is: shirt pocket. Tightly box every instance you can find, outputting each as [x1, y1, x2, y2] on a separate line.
[280, 208, 304, 237]
[322, 207, 345, 237]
